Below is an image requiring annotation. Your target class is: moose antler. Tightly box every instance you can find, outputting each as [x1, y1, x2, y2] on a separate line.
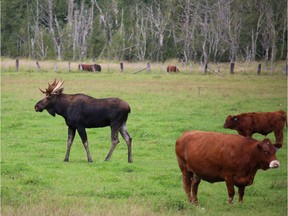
[39, 79, 64, 96]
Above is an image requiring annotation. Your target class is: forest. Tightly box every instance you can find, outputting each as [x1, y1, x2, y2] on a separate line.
[1, 0, 287, 63]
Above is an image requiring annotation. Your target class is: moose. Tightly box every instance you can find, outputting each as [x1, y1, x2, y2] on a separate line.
[34, 79, 132, 163]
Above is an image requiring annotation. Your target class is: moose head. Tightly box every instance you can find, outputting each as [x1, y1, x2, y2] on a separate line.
[34, 79, 64, 116]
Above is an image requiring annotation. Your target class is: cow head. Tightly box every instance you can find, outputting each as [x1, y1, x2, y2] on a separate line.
[256, 138, 280, 170]
[34, 79, 64, 116]
[223, 115, 238, 129]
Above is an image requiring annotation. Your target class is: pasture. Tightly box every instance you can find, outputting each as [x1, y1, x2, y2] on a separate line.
[1, 60, 287, 216]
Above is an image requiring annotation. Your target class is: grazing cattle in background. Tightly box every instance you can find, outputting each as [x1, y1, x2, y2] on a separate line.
[175, 130, 280, 205]
[224, 110, 287, 147]
[166, 65, 179, 73]
[34, 80, 132, 163]
[78, 64, 101, 72]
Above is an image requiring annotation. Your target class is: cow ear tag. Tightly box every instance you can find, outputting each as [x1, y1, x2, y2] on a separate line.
[233, 116, 238, 121]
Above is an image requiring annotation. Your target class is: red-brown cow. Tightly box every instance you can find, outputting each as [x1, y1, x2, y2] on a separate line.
[166, 65, 179, 73]
[224, 110, 287, 147]
[78, 64, 101, 72]
[175, 130, 280, 205]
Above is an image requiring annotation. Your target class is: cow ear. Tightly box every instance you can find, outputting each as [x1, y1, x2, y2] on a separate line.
[233, 116, 238, 121]
[274, 143, 282, 149]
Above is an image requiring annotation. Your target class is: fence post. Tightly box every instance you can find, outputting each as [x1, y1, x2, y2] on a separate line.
[257, 63, 261, 75]
[54, 63, 57, 73]
[120, 62, 124, 73]
[230, 62, 235, 74]
[204, 63, 208, 74]
[16, 58, 19, 71]
[147, 63, 151, 72]
[36, 61, 41, 70]
[68, 62, 71, 72]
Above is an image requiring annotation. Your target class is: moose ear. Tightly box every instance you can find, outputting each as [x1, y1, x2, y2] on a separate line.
[55, 88, 64, 95]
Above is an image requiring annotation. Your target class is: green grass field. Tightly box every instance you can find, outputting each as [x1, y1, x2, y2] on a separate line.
[1, 62, 287, 216]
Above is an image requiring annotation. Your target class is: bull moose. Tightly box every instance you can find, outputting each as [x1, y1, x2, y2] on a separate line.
[176, 130, 280, 204]
[34, 79, 132, 163]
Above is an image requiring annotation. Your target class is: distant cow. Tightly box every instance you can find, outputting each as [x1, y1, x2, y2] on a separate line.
[175, 130, 280, 205]
[79, 64, 101, 72]
[166, 65, 179, 72]
[224, 110, 287, 147]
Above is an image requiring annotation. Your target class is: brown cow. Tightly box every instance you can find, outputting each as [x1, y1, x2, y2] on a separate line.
[224, 110, 287, 147]
[166, 65, 179, 73]
[175, 130, 280, 205]
[78, 64, 101, 72]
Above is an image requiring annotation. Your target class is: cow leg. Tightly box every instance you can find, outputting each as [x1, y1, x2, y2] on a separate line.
[238, 186, 245, 203]
[177, 157, 194, 203]
[274, 129, 284, 145]
[77, 127, 93, 163]
[225, 177, 235, 204]
[105, 127, 119, 161]
[120, 123, 133, 163]
[64, 127, 76, 162]
[191, 174, 201, 205]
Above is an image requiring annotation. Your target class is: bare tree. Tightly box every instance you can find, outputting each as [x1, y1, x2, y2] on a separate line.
[47, 0, 63, 60]
[177, 0, 199, 63]
[133, 3, 148, 61]
[30, 0, 48, 60]
[217, 0, 243, 63]
[146, 1, 171, 61]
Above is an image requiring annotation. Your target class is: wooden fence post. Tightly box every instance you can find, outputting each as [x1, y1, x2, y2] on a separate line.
[120, 62, 124, 73]
[68, 62, 71, 72]
[54, 63, 57, 73]
[36, 61, 41, 70]
[257, 63, 261, 75]
[204, 63, 208, 74]
[16, 58, 19, 71]
[147, 63, 151, 72]
[230, 62, 235, 74]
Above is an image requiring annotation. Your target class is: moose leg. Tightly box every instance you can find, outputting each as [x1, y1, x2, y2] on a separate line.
[105, 127, 119, 161]
[64, 127, 76, 162]
[77, 127, 93, 163]
[120, 123, 133, 163]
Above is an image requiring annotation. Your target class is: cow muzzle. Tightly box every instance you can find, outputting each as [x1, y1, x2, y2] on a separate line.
[269, 160, 280, 168]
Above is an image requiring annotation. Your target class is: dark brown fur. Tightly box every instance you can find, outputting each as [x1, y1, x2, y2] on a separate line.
[35, 80, 132, 163]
